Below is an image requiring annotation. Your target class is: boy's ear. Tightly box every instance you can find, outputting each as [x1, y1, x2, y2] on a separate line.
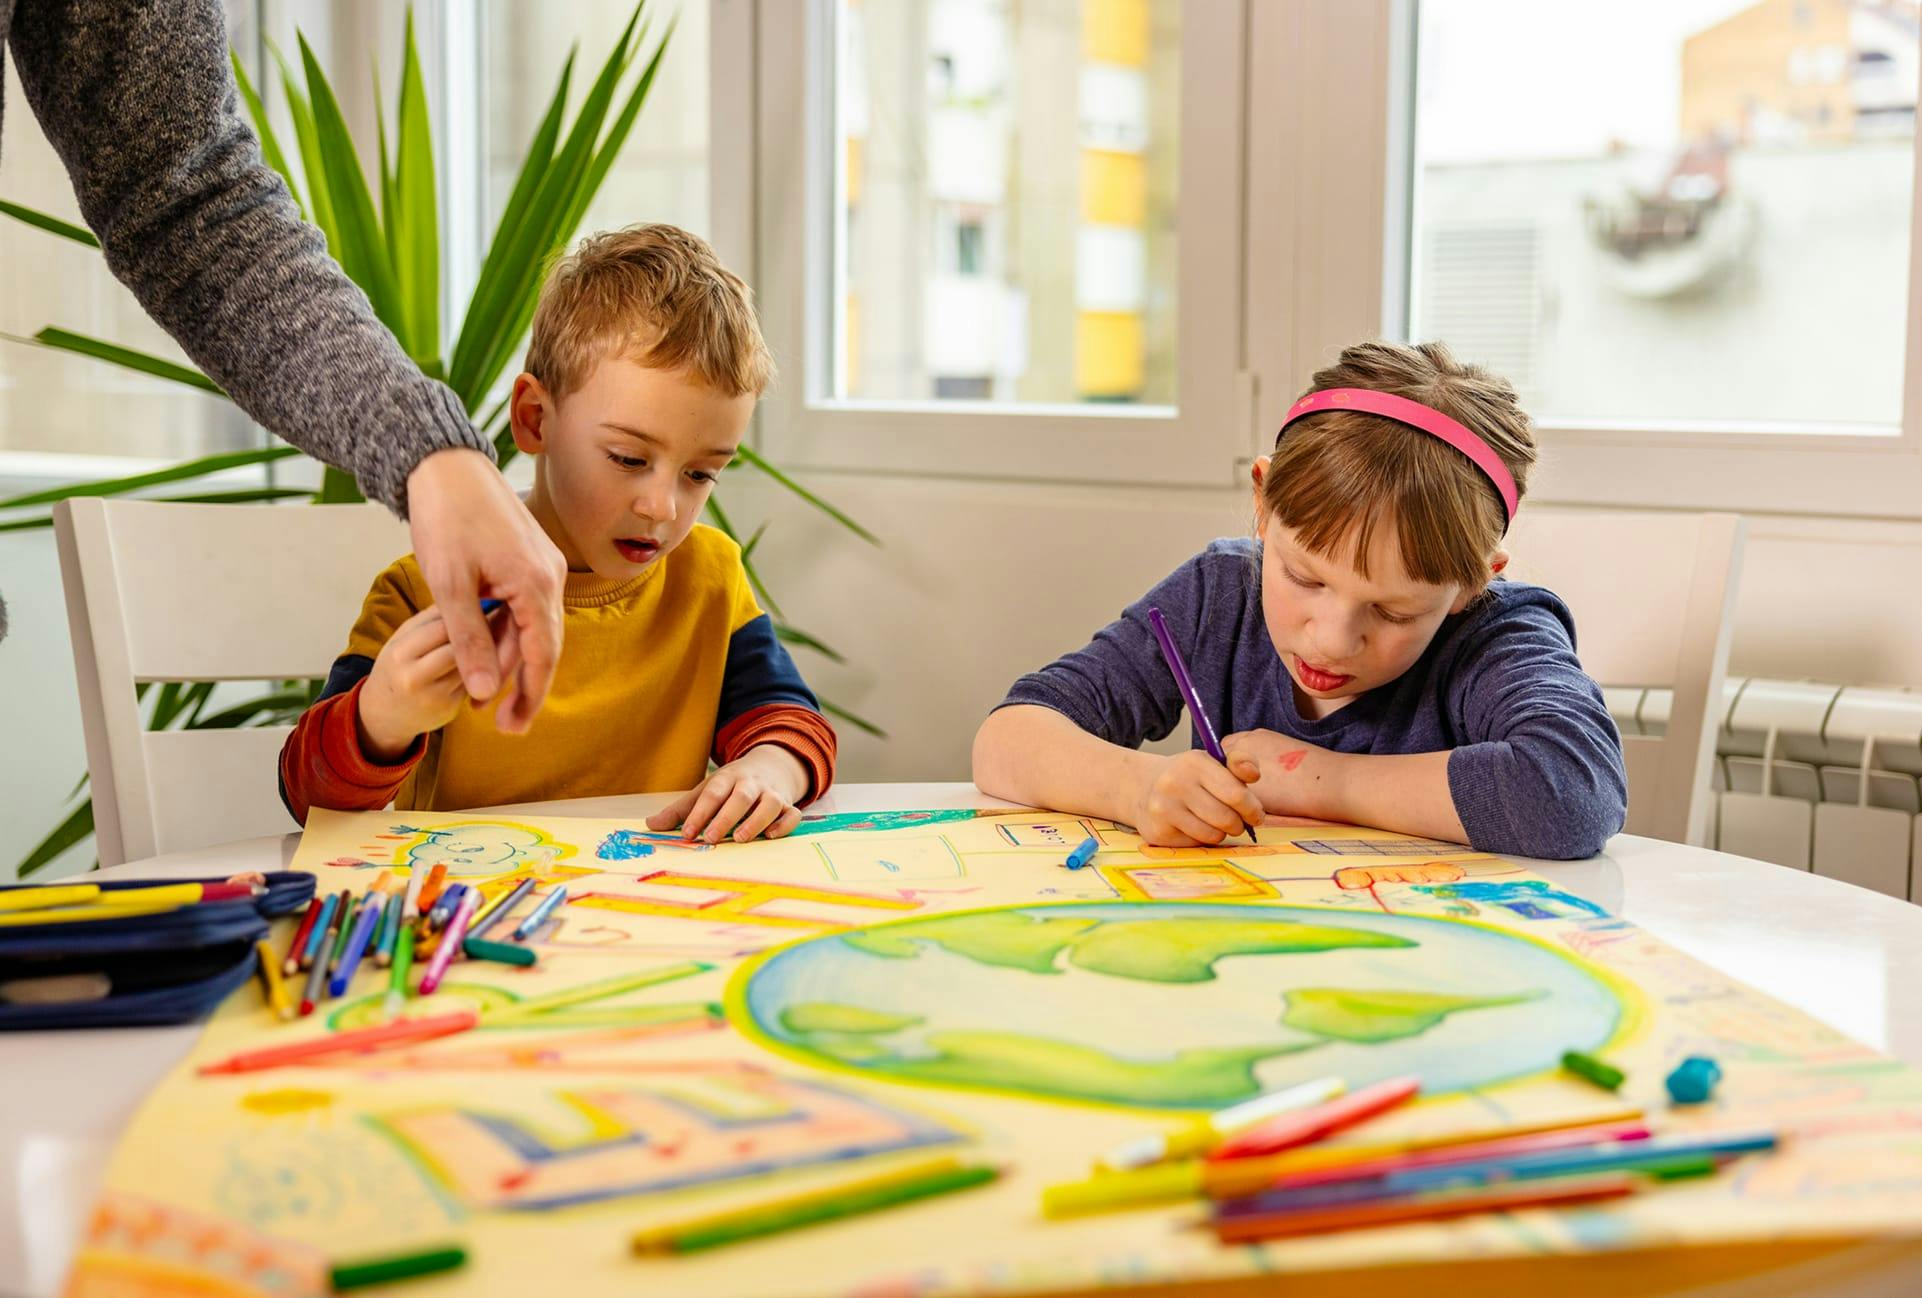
[509, 373, 554, 456]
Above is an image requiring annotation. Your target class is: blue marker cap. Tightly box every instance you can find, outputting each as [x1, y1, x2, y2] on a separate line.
[479, 598, 504, 614]
[1064, 836, 1099, 870]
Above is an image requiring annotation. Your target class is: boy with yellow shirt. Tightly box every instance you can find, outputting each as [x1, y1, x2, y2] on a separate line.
[279, 225, 835, 841]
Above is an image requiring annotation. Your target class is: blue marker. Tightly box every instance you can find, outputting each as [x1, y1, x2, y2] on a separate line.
[428, 883, 469, 932]
[512, 885, 568, 942]
[1064, 836, 1100, 870]
[328, 894, 383, 996]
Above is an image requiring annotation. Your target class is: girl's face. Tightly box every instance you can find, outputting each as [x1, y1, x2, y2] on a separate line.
[1254, 473, 1496, 719]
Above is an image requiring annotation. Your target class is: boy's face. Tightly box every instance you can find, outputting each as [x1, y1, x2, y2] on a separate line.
[1254, 510, 1477, 721]
[510, 355, 755, 578]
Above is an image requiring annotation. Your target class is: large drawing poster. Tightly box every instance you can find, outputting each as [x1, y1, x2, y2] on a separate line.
[64, 807, 1922, 1297]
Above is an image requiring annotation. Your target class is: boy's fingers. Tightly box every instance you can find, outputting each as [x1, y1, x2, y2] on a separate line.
[646, 787, 701, 832]
[765, 804, 805, 840]
[1204, 764, 1265, 826]
[678, 780, 736, 841]
[734, 795, 787, 842]
[1172, 804, 1230, 844]
[702, 785, 760, 843]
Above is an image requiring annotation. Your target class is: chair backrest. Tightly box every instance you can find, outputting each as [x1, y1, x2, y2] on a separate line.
[1503, 508, 1746, 846]
[53, 499, 411, 866]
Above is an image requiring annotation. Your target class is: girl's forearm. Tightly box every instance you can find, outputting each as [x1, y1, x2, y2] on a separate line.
[972, 705, 1155, 824]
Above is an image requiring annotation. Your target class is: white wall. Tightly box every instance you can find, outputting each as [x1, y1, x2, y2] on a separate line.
[11, 462, 1922, 879]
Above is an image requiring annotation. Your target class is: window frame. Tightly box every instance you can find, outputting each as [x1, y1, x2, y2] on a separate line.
[749, 0, 1253, 488]
[1280, 0, 1922, 521]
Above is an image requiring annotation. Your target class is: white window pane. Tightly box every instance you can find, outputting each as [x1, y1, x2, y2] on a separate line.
[484, 0, 709, 244]
[0, 7, 261, 461]
[1409, 0, 1916, 430]
[836, 0, 1179, 406]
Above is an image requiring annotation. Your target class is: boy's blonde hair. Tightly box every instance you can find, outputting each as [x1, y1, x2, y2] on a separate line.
[1261, 340, 1537, 592]
[525, 224, 775, 400]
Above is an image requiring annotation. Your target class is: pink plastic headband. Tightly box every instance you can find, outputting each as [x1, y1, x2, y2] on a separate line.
[1277, 387, 1520, 531]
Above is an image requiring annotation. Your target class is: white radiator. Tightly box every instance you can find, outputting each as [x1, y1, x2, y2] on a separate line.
[1609, 679, 1922, 901]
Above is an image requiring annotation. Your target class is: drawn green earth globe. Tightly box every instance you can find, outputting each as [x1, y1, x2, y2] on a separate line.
[735, 902, 1625, 1110]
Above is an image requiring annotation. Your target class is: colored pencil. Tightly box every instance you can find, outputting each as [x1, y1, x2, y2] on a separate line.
[1211, 1075, 1421, 1161]
[384, 923, 416, 1019]
[374, 892, 402, 968]
[329, 895, 383, 996]
[1213, 1171, 1639, 1244]
[1220, 1131, 1778, 1217]
[415, 864, 449, 913]
[419, 889, 479, 995]
[1041, 1109, 1641, 1217]
[299, 893, 340, 970]
[330, 1244, 466, 1291]
[298, 898, 346, 1016]
[1102, 1076, 1346, 1171]
[480, 962, 710, 1022]
[631, 1157, 998, 1255]
[197, 1010, 478, 1075]
[1255, 1119, 1653, 1193]
[1146, 605, 1259, 844]
[326, 890, 358, 972]
[283, 896, 324, 975]
[512, 884, 568, 941]
[254, 939, 295, 1021]
[0, 883, 100, 912]
[467, 876, 537, 942]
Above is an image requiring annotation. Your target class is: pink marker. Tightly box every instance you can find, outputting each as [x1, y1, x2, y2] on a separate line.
[418, 888, 479, 995]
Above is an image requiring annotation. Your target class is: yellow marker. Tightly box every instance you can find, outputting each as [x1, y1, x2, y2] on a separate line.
[254, 938, 295, 1021]
[0, 883, 101, 913]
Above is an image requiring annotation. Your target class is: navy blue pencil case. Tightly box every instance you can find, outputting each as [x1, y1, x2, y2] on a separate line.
[0, 871, 315, 1030]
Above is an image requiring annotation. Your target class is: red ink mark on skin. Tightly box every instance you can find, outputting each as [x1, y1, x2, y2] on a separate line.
[1278, 750, 1307, 772]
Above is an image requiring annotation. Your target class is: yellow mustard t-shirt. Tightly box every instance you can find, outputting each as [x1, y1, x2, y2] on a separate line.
[343, 524, 763, 811]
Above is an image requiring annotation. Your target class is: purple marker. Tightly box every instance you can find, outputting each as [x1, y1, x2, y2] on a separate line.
[1146, 605, 1259, 844]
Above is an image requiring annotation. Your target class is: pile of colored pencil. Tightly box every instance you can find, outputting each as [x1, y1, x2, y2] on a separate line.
[258, 867, 570, 1024]
[1044, 1073, 1780, 1241]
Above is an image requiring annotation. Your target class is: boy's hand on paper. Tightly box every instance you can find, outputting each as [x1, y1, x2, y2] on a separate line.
[407, 448, 566, 735]
[647, 745, 811, 844]
[357, 605, 508, 762]
[1130, 749, 1265, 847]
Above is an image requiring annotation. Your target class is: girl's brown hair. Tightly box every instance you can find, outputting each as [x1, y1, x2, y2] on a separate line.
[1261, 340, 1537, 591]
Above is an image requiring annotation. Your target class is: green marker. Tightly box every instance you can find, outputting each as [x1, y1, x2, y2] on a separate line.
[383, 923, 416, 1019]
[632, 1159, 997, 1254]
[329, 1243, 465, 1290]
[463, 937, 537, 966]
[1562, 1049, 1625, 1091]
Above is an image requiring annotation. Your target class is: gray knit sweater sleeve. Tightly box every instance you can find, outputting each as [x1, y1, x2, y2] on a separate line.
[6, 0, 492, 515]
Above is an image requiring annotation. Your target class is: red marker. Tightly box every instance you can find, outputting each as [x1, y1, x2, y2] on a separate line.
[197, 1010, 478, 1075]
[1209, 1076, 1421, 1162]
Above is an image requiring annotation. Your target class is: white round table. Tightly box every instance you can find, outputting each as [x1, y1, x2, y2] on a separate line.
[7, 783, 1922, 1298]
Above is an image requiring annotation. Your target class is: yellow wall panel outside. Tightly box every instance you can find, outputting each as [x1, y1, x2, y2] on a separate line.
[1083, 0, 1149, 67]
[1081, 149, 1146, 226]
[1076, 310, 1144, 397]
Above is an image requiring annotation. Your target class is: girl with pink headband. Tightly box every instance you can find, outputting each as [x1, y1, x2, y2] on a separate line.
[974, 340, 1626, 860]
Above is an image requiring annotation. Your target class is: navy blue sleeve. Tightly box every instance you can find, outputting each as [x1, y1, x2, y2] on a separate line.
[317, 653, 375, 702]
[1444, 599, 1629, 860]
[718, 614, 820, 727]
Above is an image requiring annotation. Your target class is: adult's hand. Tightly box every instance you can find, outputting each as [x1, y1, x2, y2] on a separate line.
[405, 448, 564, 733]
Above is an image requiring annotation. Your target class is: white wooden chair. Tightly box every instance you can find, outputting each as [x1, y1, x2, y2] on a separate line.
[1503, 508, 1746, 847]
[53, 499, 411, 867]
